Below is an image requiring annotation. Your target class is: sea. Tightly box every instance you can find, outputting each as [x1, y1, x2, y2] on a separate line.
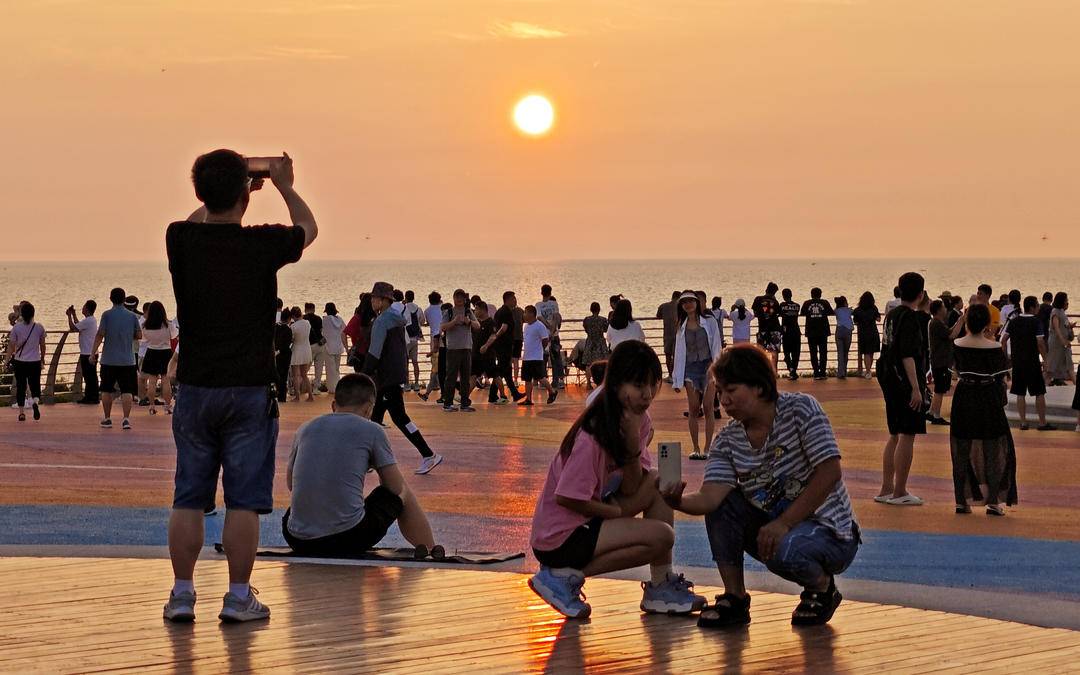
[3, 259, 1077, 324]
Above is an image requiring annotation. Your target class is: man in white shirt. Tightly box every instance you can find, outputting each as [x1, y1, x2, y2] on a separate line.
[422, 292, 443, 394]
[884, 286, 902, 315]
[67, 300, 99, 404]
[403, 290, 425, 391]
[520, 305, 558, 406]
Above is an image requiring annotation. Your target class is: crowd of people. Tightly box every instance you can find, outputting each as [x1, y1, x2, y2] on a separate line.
[2, 149, 1078, 631]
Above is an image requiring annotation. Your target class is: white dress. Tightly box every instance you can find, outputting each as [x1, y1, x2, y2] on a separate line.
[290, 319, 313, 366]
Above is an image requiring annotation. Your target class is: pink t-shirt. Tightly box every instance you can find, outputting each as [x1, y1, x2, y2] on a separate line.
[530, 414, 654, 551]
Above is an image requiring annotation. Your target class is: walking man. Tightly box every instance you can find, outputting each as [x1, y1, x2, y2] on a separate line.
[163, 150, 317, 623]
[91, 288, 142, 430]
[363, 282, 444, 475]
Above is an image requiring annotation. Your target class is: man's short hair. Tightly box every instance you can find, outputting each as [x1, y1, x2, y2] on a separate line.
[392, 289, 404, 302]
[304, 302, 315, 312]
[405, 290, 415, 303]
[109, 288, 126, 305]
[503, 290, 516, 302]
[191, 149, 248, 213]
[1042, 291, 1053, 302]
[710, 344, 779, 402]
[893, 286, 901, 298]
[1023, 295, 1038, 312]
[524, 304, 537, 317]
[429, 291, 441, 305]
[898, 272, 925, 302]
[335, 373, 377, 408]
[978, 283, 993, 297]
[765, 282, 779, 296]
[84, 299, 97, 314]
[782, 288, 792, 301]
[810, 287, 822, 299]
[1008, 289, 1021, 305]
[541, 284, 552, 297]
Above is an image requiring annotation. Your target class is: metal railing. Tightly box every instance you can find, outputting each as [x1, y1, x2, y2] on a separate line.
[3, 314, 1079, 403]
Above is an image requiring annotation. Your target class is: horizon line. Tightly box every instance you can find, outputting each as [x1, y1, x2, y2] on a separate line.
[3, 256, 1079, 265]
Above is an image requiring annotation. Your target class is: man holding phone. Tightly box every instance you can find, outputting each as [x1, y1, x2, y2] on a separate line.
[163, 150, 317, 624]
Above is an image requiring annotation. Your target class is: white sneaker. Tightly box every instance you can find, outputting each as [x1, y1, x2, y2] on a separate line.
[415, 453, 444, 475]
[218, 588, 270, 623]
[163, 590, 196, 623]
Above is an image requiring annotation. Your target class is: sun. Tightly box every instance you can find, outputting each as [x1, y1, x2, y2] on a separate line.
[513, 95, 555, 136]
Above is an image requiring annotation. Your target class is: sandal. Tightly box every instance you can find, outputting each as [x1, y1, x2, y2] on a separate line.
[986, 504, 1006, 517]
[791, 578, 842, 626]
[17, 413, 26, 422]
[955, 504, 972, 514]
[697, 592, 750, 629]
[688, 452, 708, 461]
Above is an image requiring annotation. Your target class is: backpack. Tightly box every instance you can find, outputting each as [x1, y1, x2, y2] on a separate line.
[405, 306, 421, 339]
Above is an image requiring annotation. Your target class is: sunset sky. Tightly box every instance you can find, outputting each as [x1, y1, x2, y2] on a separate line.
[4, 0, 1078, 260]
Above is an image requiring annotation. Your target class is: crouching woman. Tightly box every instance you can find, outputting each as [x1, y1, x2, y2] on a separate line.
[662, 344, 860, 628]
[528, 340, 705, 619]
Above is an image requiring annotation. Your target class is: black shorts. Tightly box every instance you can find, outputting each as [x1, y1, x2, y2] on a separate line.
[512, 339, 523, 359]
[100, 364, 138, 395]
[931, 367, 952, 394]
[522, 359, 547, 382]
[282, 485, 404, 556]
[533, 517, 604, 570]
[757, 331, 782, 353]
[882, 384, 926, 436]
[474, 354, 498, 378]
[1010, 364, 1047, 397]
[140, 348, 173, 376]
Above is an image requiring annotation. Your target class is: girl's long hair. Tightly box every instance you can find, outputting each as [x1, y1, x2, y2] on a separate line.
[610, 298, 634, 330]
[733, 303, 747, 321]
[558, 340, 662, 467]
[675, 290, 702, 325]
[144, 301, 168, 330]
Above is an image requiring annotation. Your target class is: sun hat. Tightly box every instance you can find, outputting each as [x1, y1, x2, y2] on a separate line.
[371, 282, 395, 301]
[677, 291, 698, 303]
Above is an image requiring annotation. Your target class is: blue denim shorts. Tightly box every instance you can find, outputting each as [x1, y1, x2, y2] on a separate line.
[684, 359, 710, 392]
[172, 384, 279, 514]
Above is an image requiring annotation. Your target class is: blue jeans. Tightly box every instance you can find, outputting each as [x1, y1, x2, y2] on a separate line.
[705, 490, 859, 589]
[172, 384, 279, 514]
[835, 326, 852, 378]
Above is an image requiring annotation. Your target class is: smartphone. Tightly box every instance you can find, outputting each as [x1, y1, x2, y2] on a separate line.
[246, 156, 281, 178]
[658, 442, 682, 491]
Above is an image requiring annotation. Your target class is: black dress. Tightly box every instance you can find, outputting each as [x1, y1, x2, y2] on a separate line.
[852, 306, 881, 354]
[950, 346, 1017, 506]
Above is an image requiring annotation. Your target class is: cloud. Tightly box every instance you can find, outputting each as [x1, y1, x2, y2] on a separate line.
[448, 20, 569, 41]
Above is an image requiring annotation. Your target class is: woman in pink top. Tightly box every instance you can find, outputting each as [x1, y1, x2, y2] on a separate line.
[528, 340, 705, 619]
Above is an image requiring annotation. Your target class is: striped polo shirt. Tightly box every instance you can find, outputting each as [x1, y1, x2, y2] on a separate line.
[705, 392, 857, 541]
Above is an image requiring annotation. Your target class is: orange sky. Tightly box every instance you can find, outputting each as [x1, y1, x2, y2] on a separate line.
[3, 0, 1078, 260]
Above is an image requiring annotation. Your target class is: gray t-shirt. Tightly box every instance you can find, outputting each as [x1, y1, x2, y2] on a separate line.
[441, 306, 475, 350]
[98, 305, 141, 366]
[286, 413, 397, 540]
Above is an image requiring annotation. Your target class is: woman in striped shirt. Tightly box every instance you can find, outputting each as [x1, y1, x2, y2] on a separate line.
[661, 344, 859, 629]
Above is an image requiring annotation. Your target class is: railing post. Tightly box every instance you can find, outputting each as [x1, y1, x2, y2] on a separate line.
[43, 332, 69, 405]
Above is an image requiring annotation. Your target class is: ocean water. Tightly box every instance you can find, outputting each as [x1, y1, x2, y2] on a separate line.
[2, 258, 1076, 326]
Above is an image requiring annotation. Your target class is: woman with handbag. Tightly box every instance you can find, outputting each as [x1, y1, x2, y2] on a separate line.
[949, 304, 1016, 516]
[5, 302, 47, 422]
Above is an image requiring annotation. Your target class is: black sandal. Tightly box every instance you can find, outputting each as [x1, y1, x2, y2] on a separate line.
[792, 578, 842, 626]
[697, 592, 750, 629]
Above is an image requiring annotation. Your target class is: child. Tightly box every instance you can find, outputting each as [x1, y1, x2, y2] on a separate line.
[519, 305, 557, 406]
[528, 340, 704, 619]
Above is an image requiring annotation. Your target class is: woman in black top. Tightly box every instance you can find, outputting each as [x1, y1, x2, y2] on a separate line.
[950, 305, 1016, 516]
[851, 292, 881, 379]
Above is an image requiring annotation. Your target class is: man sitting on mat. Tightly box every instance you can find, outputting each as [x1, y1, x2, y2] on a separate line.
[283, 373, 443, 558]
[661, 345, 860, 628]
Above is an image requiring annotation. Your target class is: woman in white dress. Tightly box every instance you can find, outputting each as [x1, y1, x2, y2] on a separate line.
[289, 306, 314, 402]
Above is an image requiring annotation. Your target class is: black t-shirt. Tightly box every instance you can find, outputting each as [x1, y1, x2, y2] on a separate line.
[800, 299, 834, 338]
[304, 313, 323, 344]
[274, 322, 293, 354]
[752, 295, 781, 333]
[1005, 315, 1043, 369]
[928, 318, 953, 369]
[494, 305, 514, 350]
[779, 301, 801, 334]
[852, 306, 881, 334]
[946, 308, 962, 329]
[167, 221, 305, 387]
[881, 305, 926, 389]
[1037, 303, 1053, 335]
[473, 317, 496, 359]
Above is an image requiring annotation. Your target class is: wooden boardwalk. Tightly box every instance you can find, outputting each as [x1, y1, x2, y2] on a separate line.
[1, 557, 1078, 674]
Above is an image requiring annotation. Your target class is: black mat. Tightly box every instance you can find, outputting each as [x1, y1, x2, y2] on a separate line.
[213, 543, 523, 565]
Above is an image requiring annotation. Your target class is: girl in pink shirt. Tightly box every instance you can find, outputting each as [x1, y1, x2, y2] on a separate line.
[528, 340, 705, 619]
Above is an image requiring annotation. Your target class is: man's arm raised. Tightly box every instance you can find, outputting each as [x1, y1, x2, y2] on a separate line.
[270, 153, 318, 249]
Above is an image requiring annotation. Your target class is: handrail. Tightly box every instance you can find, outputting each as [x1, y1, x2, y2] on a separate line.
[43, 331, 69, 404]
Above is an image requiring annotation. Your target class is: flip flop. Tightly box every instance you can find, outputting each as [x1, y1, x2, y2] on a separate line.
[885, 494, 924, 506]
[873, 495, 891, 504]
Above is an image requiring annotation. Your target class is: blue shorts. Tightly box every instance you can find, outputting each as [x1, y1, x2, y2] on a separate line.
[684, 359, 711, 392]
[172, 384, 279, 514]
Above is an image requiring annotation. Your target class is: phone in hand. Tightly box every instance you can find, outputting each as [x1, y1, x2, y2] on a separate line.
[658, 442, 682, 491]
[246, 156, 282, 178]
